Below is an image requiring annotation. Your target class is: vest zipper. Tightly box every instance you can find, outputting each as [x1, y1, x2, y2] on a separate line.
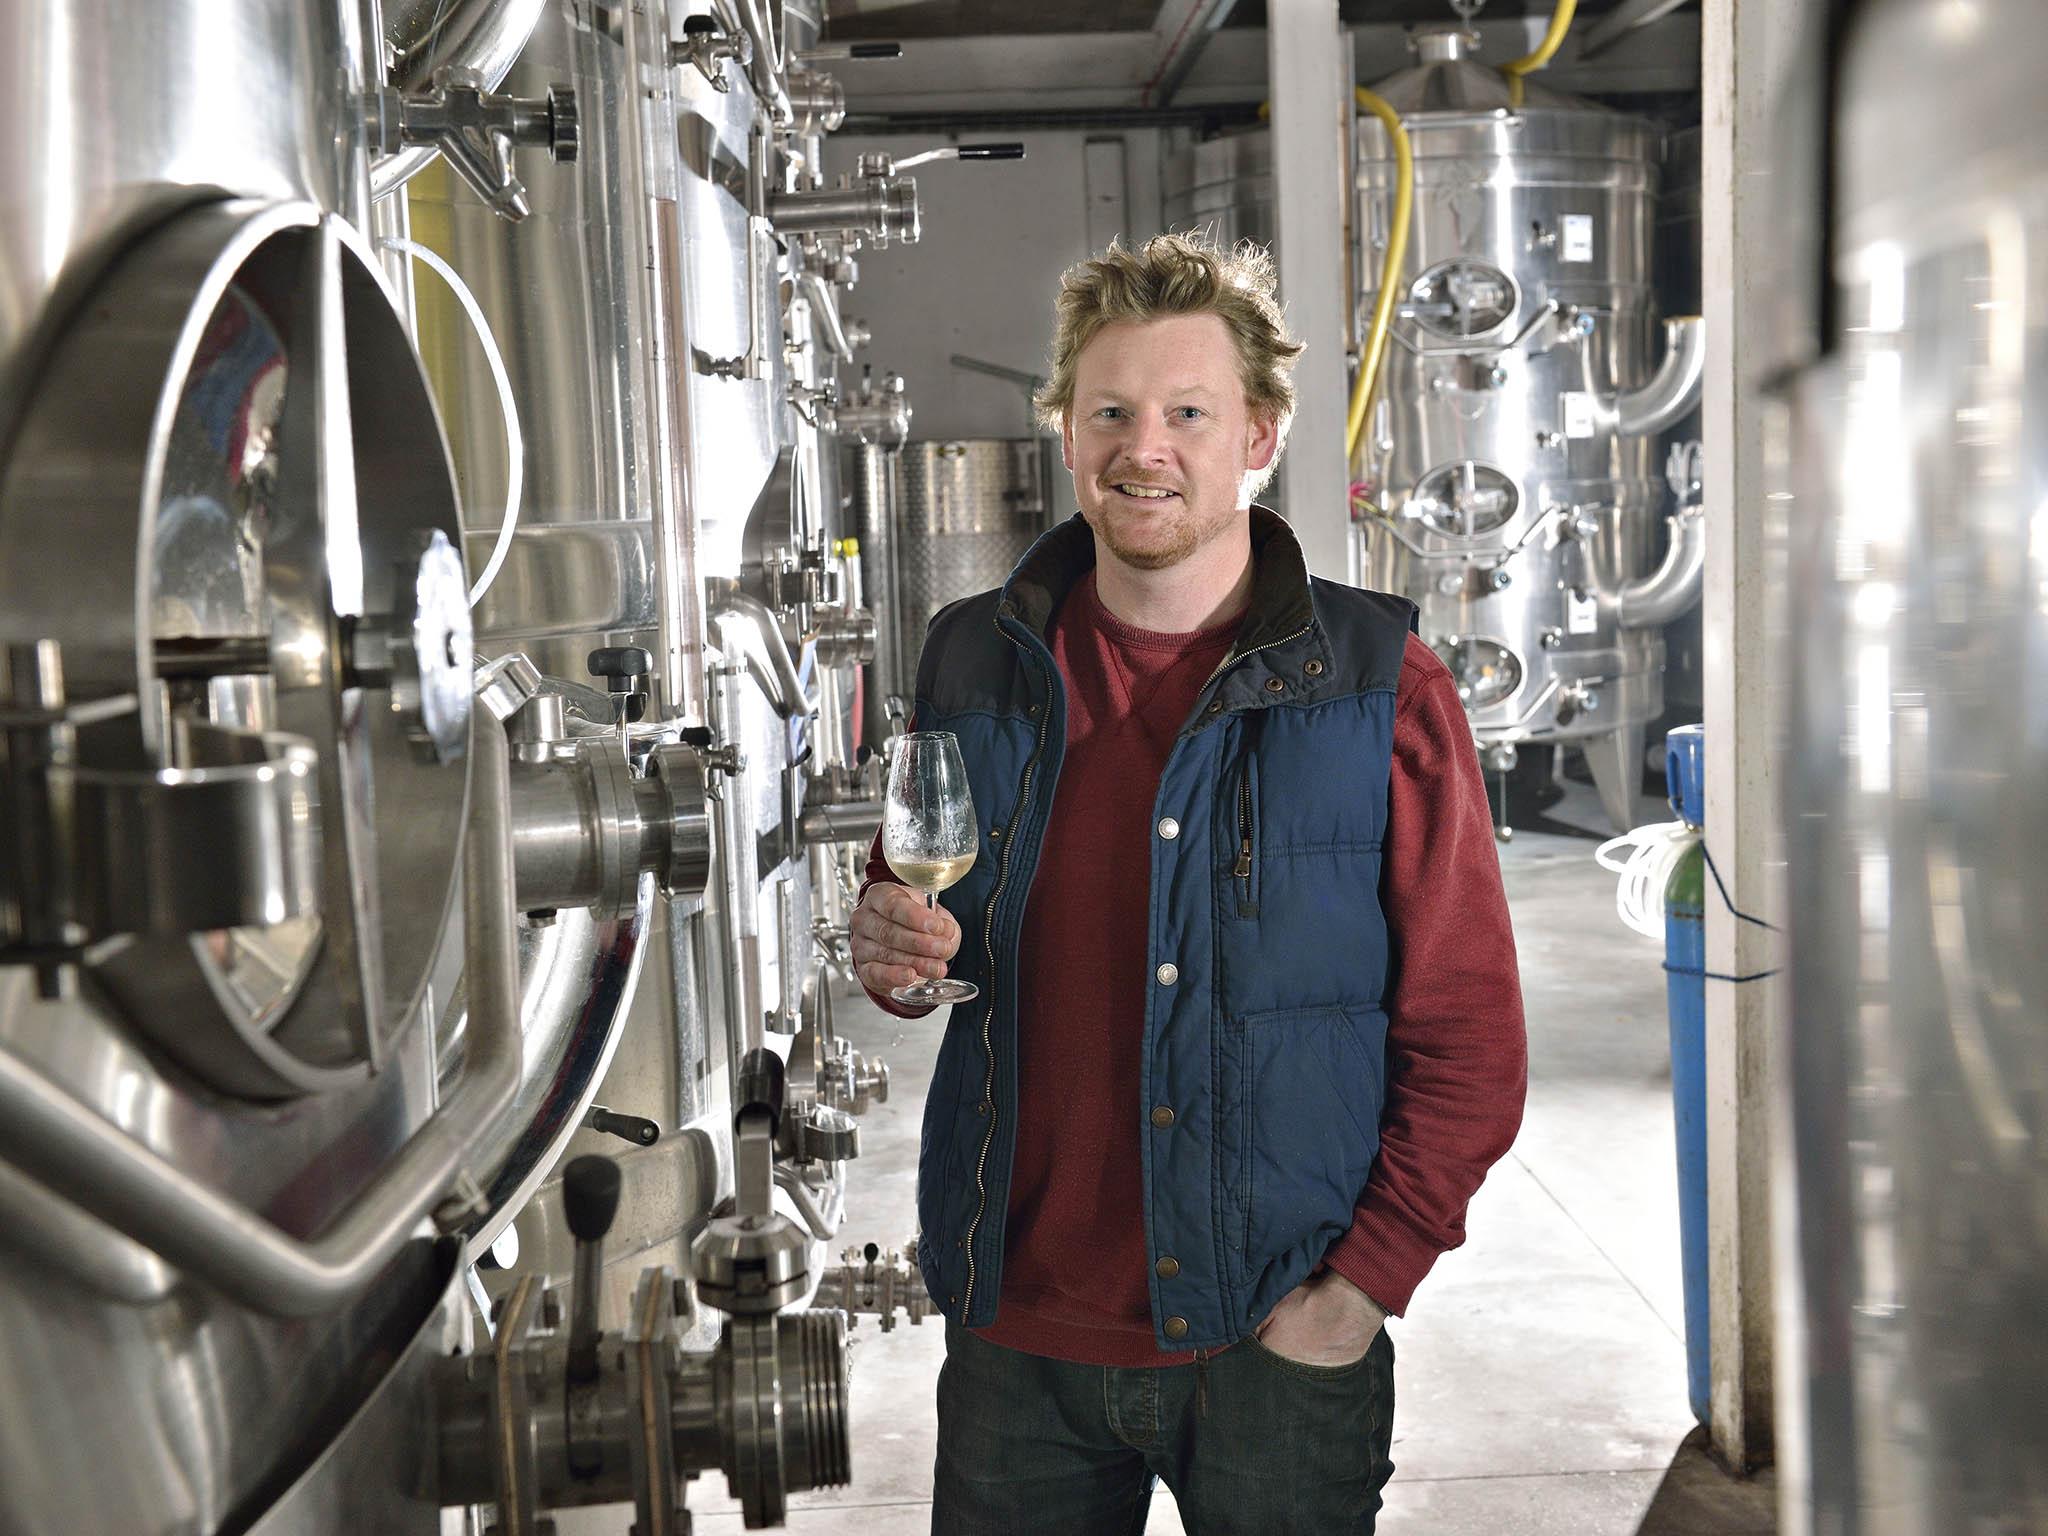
[961, 635, 1054, 1319]
[1234, 774, 1254, 892]
[1194, 621, 1313, 703]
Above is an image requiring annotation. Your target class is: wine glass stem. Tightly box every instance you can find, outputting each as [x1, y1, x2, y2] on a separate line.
[925, 891, 937, 911]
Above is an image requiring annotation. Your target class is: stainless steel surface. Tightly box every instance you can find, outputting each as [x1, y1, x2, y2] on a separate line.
[1781, 1, 2048, 1529]
[0, 0, 904, 1520]
[0, 713, 519, 1315]
[0, 0, 373, 436]
[374, 0, 554, 200]
[855, 439, 1052, 725]
[58, 719, 322, 936]
[1579, 0, 1697, 61]
[242, 1240, 467, 1536]
[2, 198, 472, 1094]
[802, 798, 886, 847]
[1169, 44, 1684, 832]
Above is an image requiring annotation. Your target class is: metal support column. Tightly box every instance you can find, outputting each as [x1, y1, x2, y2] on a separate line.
[1265, 0, 1353, 583]
[1700, 0, 1809, 1476]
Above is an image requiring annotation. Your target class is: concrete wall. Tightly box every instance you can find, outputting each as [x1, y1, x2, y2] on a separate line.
[824, 129, 1170, 519]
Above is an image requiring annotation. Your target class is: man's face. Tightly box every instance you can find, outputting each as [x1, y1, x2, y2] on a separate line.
[1062, 313, 1279, 574]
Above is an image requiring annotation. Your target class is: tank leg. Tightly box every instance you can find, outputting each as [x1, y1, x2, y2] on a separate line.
[1586, 723, 1646, 833]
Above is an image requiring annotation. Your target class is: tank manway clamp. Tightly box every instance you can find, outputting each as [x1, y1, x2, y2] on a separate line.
[437, 1150, 850, 1533]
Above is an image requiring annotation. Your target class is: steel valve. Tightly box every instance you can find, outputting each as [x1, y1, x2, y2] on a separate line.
[436, 1150, 850, 1533]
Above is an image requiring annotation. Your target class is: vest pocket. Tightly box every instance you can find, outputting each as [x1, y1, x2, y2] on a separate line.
[1218, 1004, 1386, 1293]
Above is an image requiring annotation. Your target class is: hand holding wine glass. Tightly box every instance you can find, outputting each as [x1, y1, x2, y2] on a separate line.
[877, 731, 980, 1007]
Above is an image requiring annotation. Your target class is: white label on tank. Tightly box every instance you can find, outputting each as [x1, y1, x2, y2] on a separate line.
[1562, 213, 1594, 262]
[1563, 391, 1597, 438]
[1567, 590, 1600, 635]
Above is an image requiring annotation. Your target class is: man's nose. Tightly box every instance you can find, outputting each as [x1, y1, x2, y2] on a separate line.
[1124, 413, 1174, 467]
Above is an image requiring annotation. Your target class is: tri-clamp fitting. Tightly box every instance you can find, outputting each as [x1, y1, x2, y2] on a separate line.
[374, 67, 578, 221]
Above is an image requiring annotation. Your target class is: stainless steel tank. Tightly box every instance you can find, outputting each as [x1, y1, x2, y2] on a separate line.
[1164, 26, 1704, 831]
[1781, 0, 2048, 1528]
[855, 438, 1052, 732]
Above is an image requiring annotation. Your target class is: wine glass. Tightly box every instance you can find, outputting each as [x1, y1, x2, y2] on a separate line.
[882, 731, 980, 1006]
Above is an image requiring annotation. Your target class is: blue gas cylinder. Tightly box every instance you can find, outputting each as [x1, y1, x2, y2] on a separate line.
[1662, 724, 1709, 1424]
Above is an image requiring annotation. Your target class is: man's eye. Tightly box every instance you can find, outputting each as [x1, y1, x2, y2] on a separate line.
[1175, 407, 1204, 421]
[1097, 407, 1125, 420]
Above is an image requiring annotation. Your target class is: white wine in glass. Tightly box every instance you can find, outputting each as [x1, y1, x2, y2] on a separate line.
[883, 731, 980, 1006]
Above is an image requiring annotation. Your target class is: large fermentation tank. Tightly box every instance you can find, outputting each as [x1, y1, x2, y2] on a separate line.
[1781, 0, 2048, 1528]
[1164, 27, 1704, 831]
[855, 438, 1052, 731]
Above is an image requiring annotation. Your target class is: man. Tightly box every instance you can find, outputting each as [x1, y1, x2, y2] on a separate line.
[851, 233, 1526, 1534]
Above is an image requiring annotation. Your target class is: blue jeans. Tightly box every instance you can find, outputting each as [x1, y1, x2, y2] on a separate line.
[931, 1321, 1396, 1535]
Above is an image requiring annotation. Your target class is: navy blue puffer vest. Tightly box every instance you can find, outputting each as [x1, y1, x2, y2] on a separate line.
[910, 507, 1415, 1351]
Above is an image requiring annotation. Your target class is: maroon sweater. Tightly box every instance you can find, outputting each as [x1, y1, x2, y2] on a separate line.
[863, 573, 1525, 1366]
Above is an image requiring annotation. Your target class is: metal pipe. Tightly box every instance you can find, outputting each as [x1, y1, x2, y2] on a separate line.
[1611, 316, 1705, 437]
[799, 271, 854, 362]
[371, 0, 554, 200]
[800, 800, 883, 847]
[0, 717, 523, 1316]
[1616, 509, 1705, 630]
[708, 580, 816, 719]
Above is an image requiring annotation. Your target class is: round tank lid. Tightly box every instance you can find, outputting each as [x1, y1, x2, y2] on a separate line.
[1413, 25, 1475, 64]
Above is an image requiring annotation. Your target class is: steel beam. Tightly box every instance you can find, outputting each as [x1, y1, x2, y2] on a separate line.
[1265, 0, 1352, 581]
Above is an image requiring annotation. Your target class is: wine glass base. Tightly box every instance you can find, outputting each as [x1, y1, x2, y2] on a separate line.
[888, 978, 980, 1007]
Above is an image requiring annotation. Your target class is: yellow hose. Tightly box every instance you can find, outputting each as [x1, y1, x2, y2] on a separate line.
[1500, 0, 1577, 107]
[1345, 86, 1412, 468]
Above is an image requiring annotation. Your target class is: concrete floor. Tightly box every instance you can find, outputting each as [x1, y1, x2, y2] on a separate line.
[690, 781, 1777, 1535]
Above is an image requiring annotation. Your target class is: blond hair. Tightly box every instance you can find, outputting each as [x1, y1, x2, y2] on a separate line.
[1033, 233, 1305, 456]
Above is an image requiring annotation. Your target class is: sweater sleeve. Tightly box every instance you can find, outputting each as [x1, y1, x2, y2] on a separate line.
[1322, 635, 1528, 1316]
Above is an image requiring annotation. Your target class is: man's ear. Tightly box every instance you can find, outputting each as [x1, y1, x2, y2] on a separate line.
[1060, 410, 1075, 472]
[1246, 407, 1280, 472]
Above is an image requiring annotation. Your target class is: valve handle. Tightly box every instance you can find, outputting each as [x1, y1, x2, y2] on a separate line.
[587, 1106, 661, 1147]
[562, 1154, 623, 1244]
[850, 42, 902, 58]
[956, 143, 1024, 161]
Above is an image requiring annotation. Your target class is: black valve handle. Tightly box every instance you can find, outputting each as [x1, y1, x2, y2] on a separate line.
[586, 645, 653, 724]
[956, 143, 1024, 161]
[682, 13, 718, 34]
[850, 42, 902, 58]
[586, 645, 651, 681]
[588, 1107, 661, 1147]
[563, 1155, 623, 1244]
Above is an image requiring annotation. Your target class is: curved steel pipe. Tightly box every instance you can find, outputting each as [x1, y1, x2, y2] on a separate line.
[709, 580, 817, 720]
[0, 719, 523, 1316]
[1616, 509, 1705, 629]
[1612, 316, 1705, 438]
[799, 271, 855, 362]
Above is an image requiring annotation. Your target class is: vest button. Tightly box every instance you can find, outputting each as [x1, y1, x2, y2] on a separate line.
[1157, 817, 1180, 840]
[1155, 962, 1178, 986]
[1150, 1105, 1175, 1129]
[1304, 658, 1325, 677]
[1155, 1255, 1180, 1279]
[1164, 1316, 1189, 1340]
[1206, 699, 1224, 714]
[1264, 677, 1286, 694]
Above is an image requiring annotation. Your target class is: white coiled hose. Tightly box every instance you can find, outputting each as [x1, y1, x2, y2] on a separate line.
[1595, 820, 1699, 941]
[379, 238, 524, 610]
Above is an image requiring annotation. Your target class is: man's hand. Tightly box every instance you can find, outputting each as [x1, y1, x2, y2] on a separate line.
[850, 882, 963, 998]
[1253, 1270, 1387, 1368]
